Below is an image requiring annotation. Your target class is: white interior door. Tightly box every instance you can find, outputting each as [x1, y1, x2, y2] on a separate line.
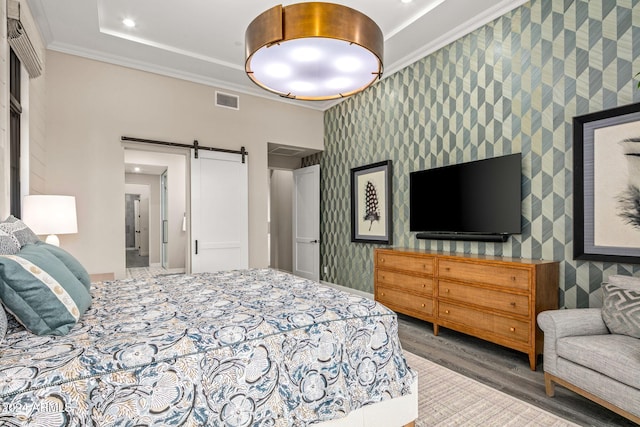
[293, 164, 320, 281]
[191, 150, 248, 273]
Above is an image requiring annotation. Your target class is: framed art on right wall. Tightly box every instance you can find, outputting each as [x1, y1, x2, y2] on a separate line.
[574, 102, 640, 263]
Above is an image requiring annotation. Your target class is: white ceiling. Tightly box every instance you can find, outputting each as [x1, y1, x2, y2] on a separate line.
[27, 0, 527, 111]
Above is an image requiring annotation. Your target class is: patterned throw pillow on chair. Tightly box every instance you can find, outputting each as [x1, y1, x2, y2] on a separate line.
[601, 276, 640, 339]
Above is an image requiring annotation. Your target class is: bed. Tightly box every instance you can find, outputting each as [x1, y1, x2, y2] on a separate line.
[0, 267, 417, 426]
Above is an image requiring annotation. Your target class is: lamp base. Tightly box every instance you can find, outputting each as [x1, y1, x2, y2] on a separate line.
[45, 234, 60, 246]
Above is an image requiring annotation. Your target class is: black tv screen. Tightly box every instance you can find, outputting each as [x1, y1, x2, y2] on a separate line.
[409, 153, 522, 235]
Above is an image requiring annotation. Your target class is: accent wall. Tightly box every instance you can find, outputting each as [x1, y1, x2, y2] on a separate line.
[320, 0, 640, 308]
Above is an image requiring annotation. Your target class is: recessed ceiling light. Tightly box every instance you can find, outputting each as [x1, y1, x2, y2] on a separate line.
[122, 18, 136, 28]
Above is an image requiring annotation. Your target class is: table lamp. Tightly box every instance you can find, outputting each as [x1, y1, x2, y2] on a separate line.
[22, 195, 78, 246]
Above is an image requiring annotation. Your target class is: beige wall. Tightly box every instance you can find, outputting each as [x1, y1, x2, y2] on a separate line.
[44, 51, 324, 278]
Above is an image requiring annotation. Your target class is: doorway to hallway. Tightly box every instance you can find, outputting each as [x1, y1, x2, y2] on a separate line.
[125, 192, 149, 268]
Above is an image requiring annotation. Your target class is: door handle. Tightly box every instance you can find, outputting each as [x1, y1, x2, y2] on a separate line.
[162, 220, 168, 244]
[195, 240, 198, 255]
[309, 239, 319, 244]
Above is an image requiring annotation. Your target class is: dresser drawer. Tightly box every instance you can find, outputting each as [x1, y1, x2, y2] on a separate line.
[377, 270, 433, 296]
[377, 252, 434, 274]
[438, 259, 530, 291]
[438, 280, 529, 316]
[439, 302, 529, 343]
[376, 285, 433, 317]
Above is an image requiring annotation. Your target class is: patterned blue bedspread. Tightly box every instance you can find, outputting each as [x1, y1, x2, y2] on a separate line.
[0, 269, 414, 426]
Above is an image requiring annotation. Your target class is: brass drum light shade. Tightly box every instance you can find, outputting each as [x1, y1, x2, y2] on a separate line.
[245, 3, 384, 101]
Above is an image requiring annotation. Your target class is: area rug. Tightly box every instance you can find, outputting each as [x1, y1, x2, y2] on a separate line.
[404, 351, 580, 427]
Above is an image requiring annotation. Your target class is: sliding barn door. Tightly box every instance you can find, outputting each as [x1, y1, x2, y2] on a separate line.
[191, 150, 248, 273]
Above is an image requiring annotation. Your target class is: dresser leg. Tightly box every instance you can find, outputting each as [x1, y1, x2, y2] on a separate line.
[433, 324, 439, 336]
[528, 353, 537, 371]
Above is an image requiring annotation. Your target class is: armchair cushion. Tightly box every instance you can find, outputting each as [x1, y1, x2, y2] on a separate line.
[557, 334, 640, 389]
[537, 308, 609, 375]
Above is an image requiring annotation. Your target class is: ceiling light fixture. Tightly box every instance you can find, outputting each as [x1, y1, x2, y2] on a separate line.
[122, 18, 136, 28]
[245, 2, 383, 101]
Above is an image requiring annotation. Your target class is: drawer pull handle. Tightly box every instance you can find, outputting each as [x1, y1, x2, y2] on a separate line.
[511, 276, 516, 281]
[421, 303, 425, 308]
[510, 302, 516, 307]
[422, 284, 426, 288]
[445, 267, 450, 271]
[510, 327, 515, 332]
[423, 264, 427, 269]
[381, 292, 385, 296]
[445, 310, 450, 314]
[445, 288, 450, 293]
[381, 275, 385, 280]
[381, 258, 385, 262]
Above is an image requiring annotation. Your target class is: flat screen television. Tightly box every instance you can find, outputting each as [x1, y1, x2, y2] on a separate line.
[409, 153, 522, 240]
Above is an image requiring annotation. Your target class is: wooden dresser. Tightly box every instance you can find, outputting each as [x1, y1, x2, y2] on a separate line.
[374, 248, 559, 370]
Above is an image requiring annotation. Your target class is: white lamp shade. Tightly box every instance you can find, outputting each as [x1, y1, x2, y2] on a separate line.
[22, 195, 78, 235]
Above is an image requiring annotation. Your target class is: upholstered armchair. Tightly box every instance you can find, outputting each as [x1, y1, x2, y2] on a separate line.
[537, 275, 640, 424]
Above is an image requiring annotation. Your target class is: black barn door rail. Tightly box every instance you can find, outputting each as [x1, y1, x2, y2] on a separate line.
[121, 136, 248, 163]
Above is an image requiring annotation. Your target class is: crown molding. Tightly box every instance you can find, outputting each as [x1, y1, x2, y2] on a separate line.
[383, 0, 529, 78]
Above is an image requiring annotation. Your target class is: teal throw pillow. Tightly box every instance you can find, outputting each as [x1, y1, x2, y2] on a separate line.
[0, 244, 91, 336]
[32, 242, 91, 291]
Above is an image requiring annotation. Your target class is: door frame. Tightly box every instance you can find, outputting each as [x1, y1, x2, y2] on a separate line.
[123, 143, 191, 272]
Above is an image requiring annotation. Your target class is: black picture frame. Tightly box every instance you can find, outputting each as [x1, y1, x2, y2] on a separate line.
[574, 102, 640, 263]
[351, 160, 393, 244]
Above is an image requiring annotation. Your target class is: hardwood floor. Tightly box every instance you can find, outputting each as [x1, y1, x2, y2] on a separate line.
[397, 314, 635, 427]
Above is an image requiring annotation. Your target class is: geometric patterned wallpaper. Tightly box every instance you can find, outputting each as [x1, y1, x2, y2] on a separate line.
[316, 0, 640, 309]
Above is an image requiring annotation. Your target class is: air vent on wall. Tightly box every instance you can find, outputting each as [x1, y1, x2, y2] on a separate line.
[215, 91, 239, 110]
[269, 146, 307, 157]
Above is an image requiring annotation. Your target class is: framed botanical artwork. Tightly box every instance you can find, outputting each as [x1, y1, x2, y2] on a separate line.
[574, 102, 640, 263]
[351, 160, 393, 244]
